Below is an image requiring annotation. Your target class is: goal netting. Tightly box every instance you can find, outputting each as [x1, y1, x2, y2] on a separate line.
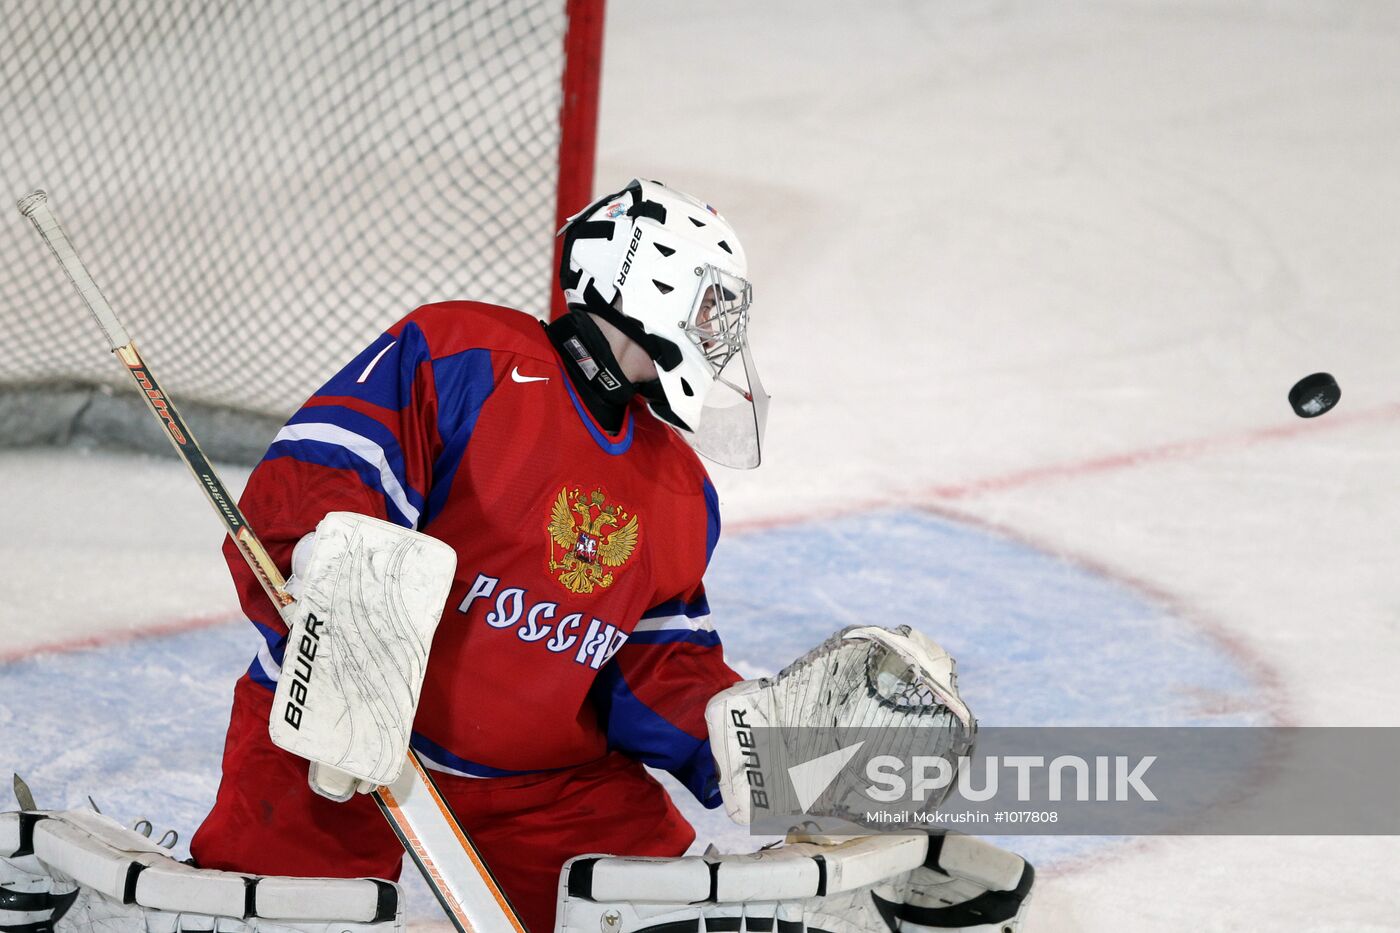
[0, 0, 601, 444]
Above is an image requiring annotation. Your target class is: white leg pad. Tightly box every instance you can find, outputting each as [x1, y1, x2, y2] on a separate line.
[557, 832, 1033, 933]
[584, 856, 712, 903]
[2, 808, 402, 931]
[935, 833, 1028, 893]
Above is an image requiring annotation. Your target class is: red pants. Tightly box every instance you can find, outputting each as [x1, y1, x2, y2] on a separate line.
[191, 677, 696, 932]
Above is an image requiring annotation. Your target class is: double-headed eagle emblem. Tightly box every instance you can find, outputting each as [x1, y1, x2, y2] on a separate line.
[547, 486, 640, 594]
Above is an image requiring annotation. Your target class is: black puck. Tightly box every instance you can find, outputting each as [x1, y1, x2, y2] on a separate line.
[1288, 372, 1340, 418]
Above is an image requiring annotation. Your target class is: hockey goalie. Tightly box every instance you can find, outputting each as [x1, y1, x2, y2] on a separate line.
[0, 626, 1032, 932]
[0, 180, 1031, 931]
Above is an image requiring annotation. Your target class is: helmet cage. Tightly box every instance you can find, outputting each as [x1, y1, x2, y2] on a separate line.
[682, 265, 752, 380]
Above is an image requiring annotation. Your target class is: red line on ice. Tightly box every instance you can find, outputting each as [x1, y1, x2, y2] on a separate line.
[730, 400, 1400, 533]
[922, 400, 1400, 500]
[0, 611, 241, 664]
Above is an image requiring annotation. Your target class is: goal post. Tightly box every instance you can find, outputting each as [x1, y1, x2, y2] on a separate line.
[0, 0, 605, 457]
[554, 0, 607, 320]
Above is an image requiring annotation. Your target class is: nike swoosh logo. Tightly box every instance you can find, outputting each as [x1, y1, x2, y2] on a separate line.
[511, 366, 550, 384]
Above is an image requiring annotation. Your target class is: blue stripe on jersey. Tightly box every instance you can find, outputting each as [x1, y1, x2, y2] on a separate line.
[263, 437, 419, 527]
[250, 619, 286, 659]
[425, 348, 496, 525]
[247, 621, 286, 690]
[593, 665, 719, 806]
[625, 628, 722, 648]
[248, 655, 277, 691]
[260, 323, 430, 527]
[315, 325, 430, 412]
[642, 595, 711, 620]
[285, 403, 421, 511]
[562, 372, 635, 455]
[409, 731, 548, 778]
[702, 477, 721, 565]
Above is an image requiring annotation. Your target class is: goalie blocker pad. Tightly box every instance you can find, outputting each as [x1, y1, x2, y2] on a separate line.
[556, 832, 1033, 933]
[269, 512, 457, 790]
[0, 809, 401, 931]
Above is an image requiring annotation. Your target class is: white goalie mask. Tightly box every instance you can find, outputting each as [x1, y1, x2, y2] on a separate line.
[558, 179, 769, 469]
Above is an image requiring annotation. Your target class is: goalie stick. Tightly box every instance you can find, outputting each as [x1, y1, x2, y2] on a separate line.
[17, 190, 526, 933]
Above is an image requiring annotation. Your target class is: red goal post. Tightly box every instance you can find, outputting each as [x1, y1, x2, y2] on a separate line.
[0, 0, 605, 451]
[554, 0, 606, 320]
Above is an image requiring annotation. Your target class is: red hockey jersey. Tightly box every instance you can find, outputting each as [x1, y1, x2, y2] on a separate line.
[225, 301, 738, 806]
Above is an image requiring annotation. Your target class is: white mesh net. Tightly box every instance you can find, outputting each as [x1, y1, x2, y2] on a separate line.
[0, 1, 590, 417]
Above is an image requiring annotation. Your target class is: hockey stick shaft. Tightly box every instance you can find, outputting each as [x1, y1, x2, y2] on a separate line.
[18, 190, 525, 933]
[16, 191, 290, 608]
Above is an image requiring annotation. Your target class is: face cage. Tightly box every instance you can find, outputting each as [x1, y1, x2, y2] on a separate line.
[681, 265, 752, 386]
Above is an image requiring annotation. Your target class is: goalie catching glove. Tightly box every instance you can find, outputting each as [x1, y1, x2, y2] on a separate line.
[269, 512, 457, 801]
[705, 625, 976, 826]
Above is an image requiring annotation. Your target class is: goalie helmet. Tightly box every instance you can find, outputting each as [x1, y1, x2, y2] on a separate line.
[558, 179, 769, 468]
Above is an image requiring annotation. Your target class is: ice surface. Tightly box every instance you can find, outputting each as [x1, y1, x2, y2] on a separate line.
[5, 1, 1400, 929]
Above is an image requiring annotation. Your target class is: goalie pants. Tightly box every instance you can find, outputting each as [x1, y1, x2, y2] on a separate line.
[190, 676, 697, 932]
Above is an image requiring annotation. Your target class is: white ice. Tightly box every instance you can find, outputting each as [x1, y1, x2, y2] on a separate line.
[4, 1, 1400, 929]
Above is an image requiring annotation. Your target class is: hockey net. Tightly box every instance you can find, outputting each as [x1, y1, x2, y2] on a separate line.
[0, 0, 601, 434]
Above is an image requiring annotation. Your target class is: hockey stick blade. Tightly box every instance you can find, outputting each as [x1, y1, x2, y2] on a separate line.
[12, 773, 37, 812]
[17, 191, 526, 933]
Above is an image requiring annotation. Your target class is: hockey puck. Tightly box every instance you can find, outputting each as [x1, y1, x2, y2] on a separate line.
[1288, 372, 1340, 418]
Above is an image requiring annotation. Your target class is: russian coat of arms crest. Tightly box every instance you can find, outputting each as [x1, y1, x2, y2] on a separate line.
[546, 486, 640, 594]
